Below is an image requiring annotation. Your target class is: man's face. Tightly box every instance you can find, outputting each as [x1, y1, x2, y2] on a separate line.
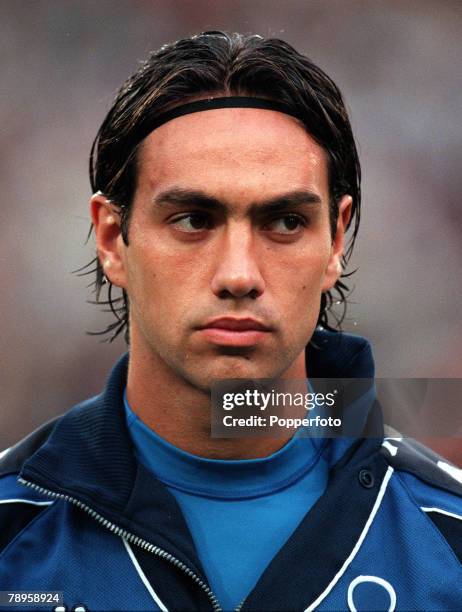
[94, 108, 350, 391]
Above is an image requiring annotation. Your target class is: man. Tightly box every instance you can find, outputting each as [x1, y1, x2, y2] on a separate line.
[0, 31, 461, 612]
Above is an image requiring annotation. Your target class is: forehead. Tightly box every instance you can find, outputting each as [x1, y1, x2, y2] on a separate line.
[137, 108, 329, 200]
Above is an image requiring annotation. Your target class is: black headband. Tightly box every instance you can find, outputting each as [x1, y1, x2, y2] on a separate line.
[135, 96, 304, 145]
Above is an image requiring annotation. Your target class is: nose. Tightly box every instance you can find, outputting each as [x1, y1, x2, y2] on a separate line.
[210, 222, 265, 300]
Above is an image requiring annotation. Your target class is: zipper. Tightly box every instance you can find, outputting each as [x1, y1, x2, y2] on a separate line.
[18, 476, 222, 612]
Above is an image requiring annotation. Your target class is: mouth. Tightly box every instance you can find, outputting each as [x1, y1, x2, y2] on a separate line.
[197, 317, 272, 347]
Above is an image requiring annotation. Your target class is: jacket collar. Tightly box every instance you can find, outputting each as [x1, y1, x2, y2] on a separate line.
[20, 352, 207, 577]
[20, 329, 382, 584]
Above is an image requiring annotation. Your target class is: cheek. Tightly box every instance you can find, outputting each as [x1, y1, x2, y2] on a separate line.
[271, 246, 330, 297]
[268, 246, 330, 334]
[125, 242, 206, 319]
[290, 277, 324, 319]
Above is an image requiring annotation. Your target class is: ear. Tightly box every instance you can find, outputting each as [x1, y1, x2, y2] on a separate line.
[90, 192, 128, 290]
[321, 195, 353, 293]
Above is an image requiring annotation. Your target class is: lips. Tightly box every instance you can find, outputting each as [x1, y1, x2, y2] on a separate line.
[197, 317, 272, 347]
[203, 317, 271, 332]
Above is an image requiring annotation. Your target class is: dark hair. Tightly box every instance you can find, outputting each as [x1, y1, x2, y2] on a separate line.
[85, 30, 361, 342]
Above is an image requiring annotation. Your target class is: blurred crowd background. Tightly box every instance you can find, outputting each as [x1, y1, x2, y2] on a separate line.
[1, 1, 461, 463]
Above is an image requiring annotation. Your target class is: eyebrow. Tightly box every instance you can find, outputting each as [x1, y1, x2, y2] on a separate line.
[152, 187, 322, 214]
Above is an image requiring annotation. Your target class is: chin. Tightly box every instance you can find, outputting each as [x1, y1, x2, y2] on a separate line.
[187, 356, 284, 390]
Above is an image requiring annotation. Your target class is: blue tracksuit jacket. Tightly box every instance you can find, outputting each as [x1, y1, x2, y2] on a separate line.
[0, 330, 461, 611]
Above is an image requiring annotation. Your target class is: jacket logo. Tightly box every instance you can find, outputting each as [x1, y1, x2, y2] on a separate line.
[347, 575, 396, 612]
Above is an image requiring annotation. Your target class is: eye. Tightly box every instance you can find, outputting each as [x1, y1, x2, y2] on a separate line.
[265, 214, 306, 234]
[170, 212, 212, 233]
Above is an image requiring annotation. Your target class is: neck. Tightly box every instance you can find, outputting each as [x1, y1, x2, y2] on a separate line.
[125, 330, 308, 460]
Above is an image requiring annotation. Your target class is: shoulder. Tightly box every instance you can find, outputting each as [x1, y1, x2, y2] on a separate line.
[0, 383, 123, 560]
[381, 428, 462, 498]
[0, 417, 61, 555]
[0, 417, 60, 478]
[380, 430, 462, 563]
